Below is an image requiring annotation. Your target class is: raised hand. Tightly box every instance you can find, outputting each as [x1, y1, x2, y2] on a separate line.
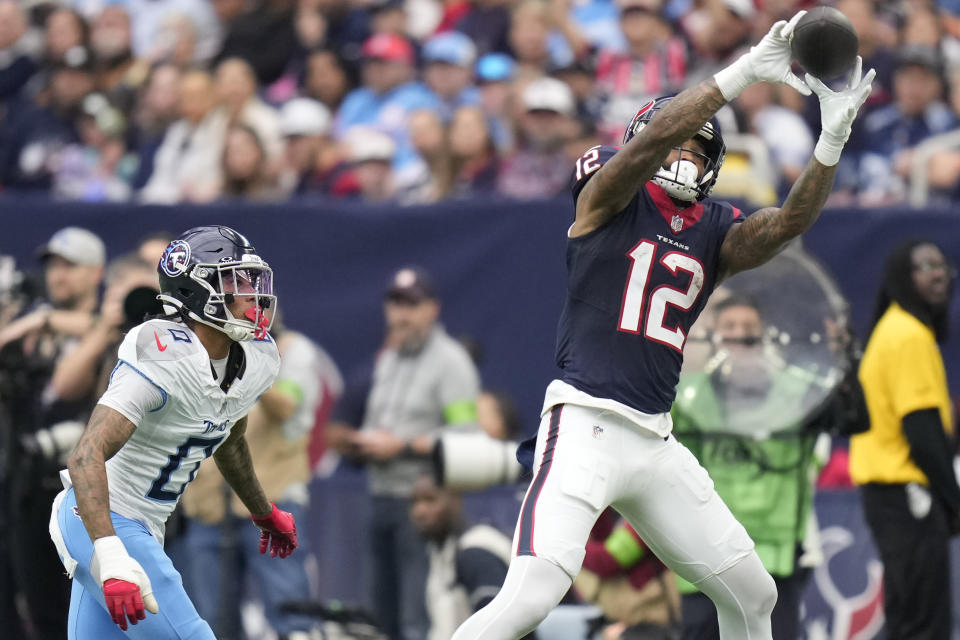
[806, 56, 876, 166]
[714, 11, 812, 100]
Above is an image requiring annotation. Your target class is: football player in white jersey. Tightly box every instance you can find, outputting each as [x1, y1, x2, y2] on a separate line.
[49, 226, 299, 639]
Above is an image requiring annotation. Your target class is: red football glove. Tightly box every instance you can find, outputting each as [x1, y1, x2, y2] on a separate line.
[103, 578, 146, 630]
[251, 503, 298, 558]
[91, 536, 160, 631]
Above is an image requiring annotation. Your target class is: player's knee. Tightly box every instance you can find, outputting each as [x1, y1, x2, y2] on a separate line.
[748, 569, 778, 618]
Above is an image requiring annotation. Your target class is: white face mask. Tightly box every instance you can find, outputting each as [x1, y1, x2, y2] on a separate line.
[654, 159, 701, 202]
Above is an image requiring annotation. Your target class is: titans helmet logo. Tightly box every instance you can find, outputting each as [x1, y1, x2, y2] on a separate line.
[161, 240, 191, 277]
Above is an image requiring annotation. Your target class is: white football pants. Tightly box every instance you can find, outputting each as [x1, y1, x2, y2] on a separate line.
[451, 403, 777, 640]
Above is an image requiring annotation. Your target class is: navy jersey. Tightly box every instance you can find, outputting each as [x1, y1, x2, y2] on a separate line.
[556, 145, 743, 414]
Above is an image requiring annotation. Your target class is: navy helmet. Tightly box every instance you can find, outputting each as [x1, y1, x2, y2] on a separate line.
[157, 226, 275, 342]
[623, 96, 726, 202]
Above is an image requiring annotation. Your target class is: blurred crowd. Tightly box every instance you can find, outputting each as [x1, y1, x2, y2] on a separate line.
[2, 0, 960, 208]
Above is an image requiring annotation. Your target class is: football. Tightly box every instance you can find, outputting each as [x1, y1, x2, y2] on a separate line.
[790, 6, 859, 81]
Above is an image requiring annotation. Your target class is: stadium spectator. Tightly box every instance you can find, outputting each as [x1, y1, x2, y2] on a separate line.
[215, 56, 282, 159]
[475, 52, 516, 152]
[335, 33, 440, 190]
[128, 63, 182, 189]
[857, 45, 956, 205]
[456, 0, 513, 58]
[0, 46, 94, 191]
[89, 5, 140, 113]
[448, 105, 499, 197]
[407, 108, 452, 203]
[678, 0, 754, 80]
[497, 76, 578, 199]
[337, 266, 481, 640]
[44, 8, 89, 68]
[180, 317, 339, 640]
[215, 0, 298, 87]
[120, 0, 220, 64]
[0, 227, 105, 640]
[145, 12, 202, 67]
[140, 69, 227, 203]
[735, 81, 814, 190]
[342, 125, 397, 203]
[0, 0, 41, 103]
[277, 96, 337, 195]
[136, 231, 175, 266]
[850, 239, 957, 640]
[422, 31, 480, 121]
[409, 473, 517, 640]
[218, 123, 284, 201]
[53, 93, 137, 202]
[507, 0, 575, 79]
[595, 0, 688, 143]
[302, 47, 354, 113]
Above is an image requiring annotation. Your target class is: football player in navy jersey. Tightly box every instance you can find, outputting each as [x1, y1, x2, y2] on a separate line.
[451, 11, 874, 640]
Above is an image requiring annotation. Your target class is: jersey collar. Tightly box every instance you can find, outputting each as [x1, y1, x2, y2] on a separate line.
[645, 182, 705, 233]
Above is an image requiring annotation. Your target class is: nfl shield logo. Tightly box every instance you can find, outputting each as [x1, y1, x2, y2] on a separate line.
[592, 425, 604, 438]
[671, 215, 684, 232]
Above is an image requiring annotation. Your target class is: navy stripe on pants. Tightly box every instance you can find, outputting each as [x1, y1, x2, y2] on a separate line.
[517, 404, 563, 557]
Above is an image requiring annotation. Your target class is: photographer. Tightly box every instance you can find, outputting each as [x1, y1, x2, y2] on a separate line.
[50, 252, 158, 404]
[0, 227, 105, 639]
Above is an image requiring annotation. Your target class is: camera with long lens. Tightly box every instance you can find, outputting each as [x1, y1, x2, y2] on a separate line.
[122, 285, 163, 331]
[432, 429, 524, 491]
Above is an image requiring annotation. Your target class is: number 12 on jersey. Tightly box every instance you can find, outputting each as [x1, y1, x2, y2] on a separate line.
[618, 240, 704, 352]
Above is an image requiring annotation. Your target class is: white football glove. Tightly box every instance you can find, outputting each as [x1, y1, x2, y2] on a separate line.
[91, 536, 160, 629]
[807, 56, 876, 166]
[714, 10, 811, 100]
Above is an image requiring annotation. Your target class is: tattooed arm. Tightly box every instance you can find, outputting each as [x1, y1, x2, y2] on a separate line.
[717, 159, 837, 280]
[213, 416, 272, 518]
[718, 58, 876, 281]
[572, 80, 727, 237]
[67, 404, 136, 542]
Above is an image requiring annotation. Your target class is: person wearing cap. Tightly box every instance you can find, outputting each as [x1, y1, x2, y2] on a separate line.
[341, 125, 399, 203]
[332, 267, 480, 640]
[334, 33, 440, 189]
[856, 44, 956, 206]
[278, 97, 337, 195]
[475, 52, 516, 153]
[423, 31, 481, 121]
[497, 76, 579, 199]
[0, 226, 106, 640]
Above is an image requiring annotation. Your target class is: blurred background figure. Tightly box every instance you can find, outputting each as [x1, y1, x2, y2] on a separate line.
[422, 31, 480, 121]
[851, 239, 957, 640]
[410, 473, 521, 640]
[328, 266, 481, 640]
[0, 227, 105, 640]
[342, 126, 398, 203]
[140, 68, 226, 203]
[218, 123, 285, 201]
[497, 76, 578, 199]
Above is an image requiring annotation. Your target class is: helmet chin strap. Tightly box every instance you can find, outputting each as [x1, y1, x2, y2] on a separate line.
[653, 159, 700, 202]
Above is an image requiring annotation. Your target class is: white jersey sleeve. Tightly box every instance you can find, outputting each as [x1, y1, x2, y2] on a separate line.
[68, 318, 281, 543]
[98, 361, 167, 425]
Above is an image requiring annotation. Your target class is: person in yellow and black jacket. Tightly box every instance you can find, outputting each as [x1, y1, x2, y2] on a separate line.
[850, 238, 957, 640]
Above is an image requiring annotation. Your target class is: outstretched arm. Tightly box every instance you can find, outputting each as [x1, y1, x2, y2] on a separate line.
[213, 416, 272, 518]
[573, 82, 727, 236]
[573, 12, 810, 237]
[718, 57, 875, 280]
